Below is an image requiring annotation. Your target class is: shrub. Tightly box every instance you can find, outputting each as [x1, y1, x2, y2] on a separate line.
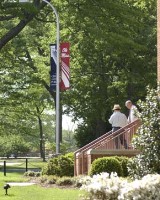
[65, 152, 74, 160]
[39, 175, 48, 183]
[46, 175, 58, 184]
[72, 175, 84, 188]
[114, 156, 129, 177]
[42, 158, 59, 175]
[42, 154, 74, 177]
[56, 176, 74, 186]
[89, 157, 123, 176]
[24, 171, 41, 177]
[80, 173, 160, 200]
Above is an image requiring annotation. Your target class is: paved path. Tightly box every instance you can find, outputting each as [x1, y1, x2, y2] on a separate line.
[0, 162, 22, 166]
[7, 182, 36, 186]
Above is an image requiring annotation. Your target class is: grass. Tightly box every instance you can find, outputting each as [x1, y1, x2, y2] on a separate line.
[0, 172, 83, 200]
[0, 185, 82, 200]
[0, 159, 83, 200]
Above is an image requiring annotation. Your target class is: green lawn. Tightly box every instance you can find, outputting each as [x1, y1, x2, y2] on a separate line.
[0, 172, 83, 200]
[0, 185, 82, 200]
[0, 159, 83, 200]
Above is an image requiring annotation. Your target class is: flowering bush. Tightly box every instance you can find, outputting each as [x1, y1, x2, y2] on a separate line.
[80, 172, 160, 200]
[119, 174, 160, 200]
[80, 172, 127, 200]
[128, 87, 160, 179]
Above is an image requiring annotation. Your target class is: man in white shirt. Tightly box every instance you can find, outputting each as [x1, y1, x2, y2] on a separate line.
[109, 104, 128, 149]
[125, 100, 138, 123]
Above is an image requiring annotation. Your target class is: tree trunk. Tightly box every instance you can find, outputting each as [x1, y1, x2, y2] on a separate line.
[36, 106, 45, 161]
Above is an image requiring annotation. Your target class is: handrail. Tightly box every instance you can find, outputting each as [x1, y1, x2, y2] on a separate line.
[74, 119, 140, 155]
[74, 130, 112, 154]
[74, 119, 140, 176]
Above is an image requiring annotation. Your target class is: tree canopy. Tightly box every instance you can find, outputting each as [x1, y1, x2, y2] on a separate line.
[0, 0, 157, 149]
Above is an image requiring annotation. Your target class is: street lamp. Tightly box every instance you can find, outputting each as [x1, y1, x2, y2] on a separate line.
[42, 0, 60, 155]
[18, 0, 60, 154]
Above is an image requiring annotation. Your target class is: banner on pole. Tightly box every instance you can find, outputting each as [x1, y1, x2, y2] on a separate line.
[50, 44, 57, 91]
[60, 42, 70, 91]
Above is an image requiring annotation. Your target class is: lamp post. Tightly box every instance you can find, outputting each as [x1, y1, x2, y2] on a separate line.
[42, 0, 60, 155]
[18, 0, 60, 154]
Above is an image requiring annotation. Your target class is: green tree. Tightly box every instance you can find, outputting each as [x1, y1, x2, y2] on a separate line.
[0, 0, 157, 150]
[61, 0, 157, 146]
[0, 0, 57, 155]
[0, 135, 30, 157]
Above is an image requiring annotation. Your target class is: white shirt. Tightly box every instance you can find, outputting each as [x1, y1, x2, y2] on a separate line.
[109, 111, 128, 128]
[128, 105, 138, 123]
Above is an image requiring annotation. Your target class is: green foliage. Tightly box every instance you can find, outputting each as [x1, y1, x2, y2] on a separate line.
[0, 0, 157, 150]
[46, 141, 75, 155]
[56, 176, 74, 186]
[128, 87, 160, 179]
[42, 154, 74, 177]
[62, 130, 77, 152]
[24, 171, 41, 177]
[62, 0, 156, 147]
[65, 152, 74, 159]
[89, 157, 123, 177]
[46, 175, 58, 184]
[74, 124, 97, 147]
[0, 135, 30, 157]
[39, 175, 48, 183]
[39, 174, 80, 187]
[114, 156, 129, 177]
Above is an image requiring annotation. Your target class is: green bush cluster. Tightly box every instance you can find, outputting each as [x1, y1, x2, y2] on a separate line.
[38, 175, 80, 187]
[24, 170, 41, 177]
[42, 153, 74, 177]
[56, 176, 73, 186]
[89, 156, 129, 177]
[46, 175, 57, 184]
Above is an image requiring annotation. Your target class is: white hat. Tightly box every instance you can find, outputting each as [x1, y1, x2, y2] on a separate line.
[112, 104, 121, 110]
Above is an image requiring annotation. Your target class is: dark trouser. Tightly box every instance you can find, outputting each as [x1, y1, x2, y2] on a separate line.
[112, 127, 128, 149]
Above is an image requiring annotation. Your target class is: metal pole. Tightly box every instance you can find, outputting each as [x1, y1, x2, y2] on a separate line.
[42, 0, 60, 154]
[4, 161, 6, 176]
[26, 158, 28, 172]
[18, 0, 60, 154]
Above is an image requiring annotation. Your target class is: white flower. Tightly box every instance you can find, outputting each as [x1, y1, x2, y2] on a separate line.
[80, 173, 160, 200]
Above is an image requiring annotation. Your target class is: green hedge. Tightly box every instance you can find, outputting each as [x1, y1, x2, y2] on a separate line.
[89, 157, 123, 176]
[42, 153, 74, 177]
[114, 156, 129, 177]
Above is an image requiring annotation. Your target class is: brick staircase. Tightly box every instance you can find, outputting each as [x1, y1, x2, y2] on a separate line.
[74, 119, 141, 176]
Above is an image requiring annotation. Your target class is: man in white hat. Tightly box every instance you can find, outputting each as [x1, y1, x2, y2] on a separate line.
[109, 104, 128, 149]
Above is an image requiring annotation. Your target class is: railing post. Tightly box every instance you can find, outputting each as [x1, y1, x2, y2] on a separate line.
[25, 158, 28, 172]
[4, 161, 6, 176]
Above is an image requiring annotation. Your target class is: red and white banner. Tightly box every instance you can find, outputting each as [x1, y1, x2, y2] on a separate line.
[60, 42, 70, 91]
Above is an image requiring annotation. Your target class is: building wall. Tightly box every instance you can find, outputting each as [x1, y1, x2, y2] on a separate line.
[158, 0, 160, 84]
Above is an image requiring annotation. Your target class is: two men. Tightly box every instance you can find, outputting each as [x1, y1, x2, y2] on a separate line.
[109, 100, 138, 149]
